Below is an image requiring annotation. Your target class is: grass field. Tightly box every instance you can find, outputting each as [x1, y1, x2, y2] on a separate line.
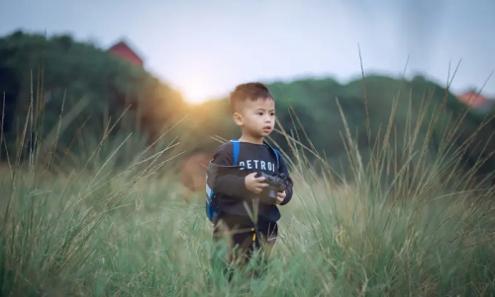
[1, 99, 495, 297]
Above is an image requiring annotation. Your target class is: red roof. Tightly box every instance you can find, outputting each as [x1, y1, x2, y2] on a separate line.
[108, 41, 143, 66]
[457, 91, 487, 108]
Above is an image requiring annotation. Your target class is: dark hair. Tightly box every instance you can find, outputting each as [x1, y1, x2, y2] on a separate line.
[229, 82, 274, 112]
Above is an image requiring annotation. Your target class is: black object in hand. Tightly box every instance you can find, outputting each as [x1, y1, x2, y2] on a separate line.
[255, 171, 286, 203]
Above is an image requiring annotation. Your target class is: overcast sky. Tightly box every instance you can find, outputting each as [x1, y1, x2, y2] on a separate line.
[1, 0, 494, 103]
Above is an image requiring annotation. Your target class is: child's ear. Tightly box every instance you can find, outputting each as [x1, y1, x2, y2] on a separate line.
[232, 112, 243, 126]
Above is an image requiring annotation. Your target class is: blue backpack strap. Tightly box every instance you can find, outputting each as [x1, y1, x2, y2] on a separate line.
[273, 148, 280, 169]
[230, 139, 240, 166]
[205, 164, 217, 222]
[206, 139, 239, 222]
[264, 141, 280, 170]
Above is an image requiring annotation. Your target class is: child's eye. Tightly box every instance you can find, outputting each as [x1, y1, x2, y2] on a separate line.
[257, 112, 263, 116]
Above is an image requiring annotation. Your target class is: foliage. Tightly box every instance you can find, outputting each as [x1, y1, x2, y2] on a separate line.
[1, 97, 494, 296]
[0, 31, 185, 165]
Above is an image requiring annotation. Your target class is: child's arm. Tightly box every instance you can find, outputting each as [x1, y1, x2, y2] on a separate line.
[209, 143, 264, 199]
[278, 155, 293, 205]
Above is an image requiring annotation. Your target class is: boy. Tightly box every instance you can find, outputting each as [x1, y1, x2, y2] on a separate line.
[207, 82, 293, 276]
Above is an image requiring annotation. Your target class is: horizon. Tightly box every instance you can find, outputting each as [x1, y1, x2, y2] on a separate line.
[1, 0, 494, 103]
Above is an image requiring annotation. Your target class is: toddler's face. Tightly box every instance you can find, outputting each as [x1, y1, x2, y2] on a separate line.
[236, 97, 275, 138]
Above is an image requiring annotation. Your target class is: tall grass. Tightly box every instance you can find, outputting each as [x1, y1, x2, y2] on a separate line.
[1, 79, 495, 296]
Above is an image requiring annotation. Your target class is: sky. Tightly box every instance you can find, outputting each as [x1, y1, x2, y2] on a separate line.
[1, 0, 494, 103]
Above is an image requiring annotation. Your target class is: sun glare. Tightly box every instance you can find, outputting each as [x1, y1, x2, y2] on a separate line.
[184, 94, 209, 105]
[180, 81, 214, 105]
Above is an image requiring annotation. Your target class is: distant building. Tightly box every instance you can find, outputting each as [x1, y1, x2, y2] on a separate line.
[458, 90, 486, 108]
[457, 90, 495, 112]
[108, 40, 143, 67]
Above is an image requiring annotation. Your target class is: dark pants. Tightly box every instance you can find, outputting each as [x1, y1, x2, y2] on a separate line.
[212, 213, 278, 277]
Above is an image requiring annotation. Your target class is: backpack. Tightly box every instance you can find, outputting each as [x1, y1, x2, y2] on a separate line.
[205, 139, 280, 223]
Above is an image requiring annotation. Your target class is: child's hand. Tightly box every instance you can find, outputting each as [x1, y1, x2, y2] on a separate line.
[244, 172, 269, 194]
[275, 190, 286, 204]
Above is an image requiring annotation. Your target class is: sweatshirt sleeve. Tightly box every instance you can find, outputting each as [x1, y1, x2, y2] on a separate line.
[278, 154, 294, 205]
[210, 143, 251, 199]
